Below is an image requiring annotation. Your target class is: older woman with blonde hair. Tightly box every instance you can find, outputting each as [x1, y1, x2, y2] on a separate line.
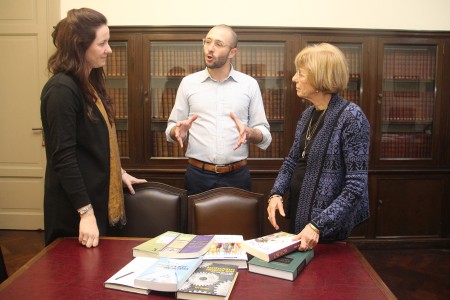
[267, 43, 370, 251]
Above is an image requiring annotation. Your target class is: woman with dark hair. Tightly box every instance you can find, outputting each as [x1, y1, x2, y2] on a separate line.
[267, 43, 370, 251]
[41, 8, 146, 247]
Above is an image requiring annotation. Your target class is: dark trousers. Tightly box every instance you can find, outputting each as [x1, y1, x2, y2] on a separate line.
[185, 164, 251, 195]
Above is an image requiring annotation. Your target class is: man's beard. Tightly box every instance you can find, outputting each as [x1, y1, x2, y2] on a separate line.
[205, 52, 229, 69]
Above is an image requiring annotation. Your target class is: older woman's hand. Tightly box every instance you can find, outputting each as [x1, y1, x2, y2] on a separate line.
[293, 224, 319, 251]
[267, 195, 285, 230]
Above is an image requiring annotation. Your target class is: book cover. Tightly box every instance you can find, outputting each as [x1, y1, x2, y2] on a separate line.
[159, 234, 215, 259]
[202, 235, 248, 269]
[242, 231, 301, 262]
[134, 257, 203, 292]
[132, 231, 181, 258]
[177, 262, 238, 300]
[248, 250, 314, 281]
[104, 257, 158, 295]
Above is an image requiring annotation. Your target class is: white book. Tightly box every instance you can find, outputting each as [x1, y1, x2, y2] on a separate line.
[104, 257, 158, 295]
[202, 235, 248, 269]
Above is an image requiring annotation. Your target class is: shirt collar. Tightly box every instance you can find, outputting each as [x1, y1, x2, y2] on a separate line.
[201, 64, 239, 83]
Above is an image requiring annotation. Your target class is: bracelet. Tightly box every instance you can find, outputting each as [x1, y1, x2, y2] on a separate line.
[78, 204, 93, 215]
[308, 223, 320, 234]
[268, 194, 283, 204]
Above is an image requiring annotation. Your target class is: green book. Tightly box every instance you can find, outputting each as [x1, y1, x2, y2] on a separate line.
[248, 250, 314, 281]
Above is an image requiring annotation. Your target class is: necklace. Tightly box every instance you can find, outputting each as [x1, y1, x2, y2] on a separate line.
[302, 109, 327, 158]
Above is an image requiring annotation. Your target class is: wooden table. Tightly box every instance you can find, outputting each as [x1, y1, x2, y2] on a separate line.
[0, 237, 396, 299]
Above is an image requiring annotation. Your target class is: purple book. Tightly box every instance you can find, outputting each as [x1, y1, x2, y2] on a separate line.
[159, 234, 215, 259]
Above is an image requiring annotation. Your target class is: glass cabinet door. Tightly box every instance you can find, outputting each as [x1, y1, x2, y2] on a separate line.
[303, 39, 367, 108]
[105, 41, 129, 159]
[232, 42, 286, 159]
[144, 37, 288, 162]
[379, 43, 437, 160]
[146, 40, 203, 159]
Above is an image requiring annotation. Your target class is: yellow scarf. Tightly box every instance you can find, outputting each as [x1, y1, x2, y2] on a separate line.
[93, 91, 126, 226]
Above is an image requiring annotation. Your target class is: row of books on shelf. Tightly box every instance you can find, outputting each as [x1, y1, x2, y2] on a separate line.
[104, 231, 314, 297]
[107, 87, 129, 118]
[151, 131, 284, 158]
[249, 131, 283, 158]
[116, 130, 129, 158]
[151, 45, 204, 77]
[261, 88, 284, 120]
[151, 88, 176, 119]
[382, 91, 434, 121]
[339, 46, 361, 79]
[234, 45, 284, 77]
[151, 88, 285, 120]
[150, 45, 285, 78]
[152, 131, 187, 157]
[341, 87, 360, 105]
[380, 133, 432, 158]
[105, 45, 127, 77]
[383, 48, 436, 80]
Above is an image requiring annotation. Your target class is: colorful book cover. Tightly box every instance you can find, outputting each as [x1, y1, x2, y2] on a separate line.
[134, 257, 203, 292]
[202, 235, 248, 269]
[132, 231, 181, 258]
[177, 262, 238, 300]
[242, 231, 301, 262]
[104, 257, 158, 295]
[159, 234, 215, 259]
[248, 250, 314, 281]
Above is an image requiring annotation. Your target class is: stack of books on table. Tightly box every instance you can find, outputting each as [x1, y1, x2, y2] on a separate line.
[242, 231, 314, 281]
[105, 231, 314, 296]
[104, 231, 241, 298]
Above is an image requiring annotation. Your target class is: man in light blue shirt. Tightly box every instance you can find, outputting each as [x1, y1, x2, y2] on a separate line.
[165, 24, 272, 195]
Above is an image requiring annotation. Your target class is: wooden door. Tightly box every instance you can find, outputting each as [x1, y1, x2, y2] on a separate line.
[0, 0, 59, 229]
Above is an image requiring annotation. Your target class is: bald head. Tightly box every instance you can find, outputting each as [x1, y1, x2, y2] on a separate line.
[207, 24, 238, 48]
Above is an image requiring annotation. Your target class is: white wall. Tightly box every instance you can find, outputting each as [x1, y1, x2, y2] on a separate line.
[60, 0, 450, 31]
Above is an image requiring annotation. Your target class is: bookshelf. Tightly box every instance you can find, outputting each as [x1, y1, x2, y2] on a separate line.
[380, 44, 436, 159]
[106, 41, 129, 157]
[142, 36, 290, 162]
[105, 27, 450, 245]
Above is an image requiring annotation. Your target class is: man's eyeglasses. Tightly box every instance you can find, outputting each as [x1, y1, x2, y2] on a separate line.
[202, 38, 232, 49]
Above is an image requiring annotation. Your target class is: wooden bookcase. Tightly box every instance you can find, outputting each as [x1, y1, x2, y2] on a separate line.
[106, 27, 450, 246]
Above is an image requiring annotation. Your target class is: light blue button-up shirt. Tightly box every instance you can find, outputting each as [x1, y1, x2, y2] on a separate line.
[165, 67, 271, 164]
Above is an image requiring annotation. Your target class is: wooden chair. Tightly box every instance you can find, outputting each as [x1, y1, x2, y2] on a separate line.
[111, 182, 187, 238]
[187, 187, 264, 240]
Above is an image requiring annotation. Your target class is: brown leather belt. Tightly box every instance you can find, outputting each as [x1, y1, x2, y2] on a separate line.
[188, 158, 247, 174]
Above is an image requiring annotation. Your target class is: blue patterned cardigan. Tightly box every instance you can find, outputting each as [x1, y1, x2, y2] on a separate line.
[270, 94, 370, 241]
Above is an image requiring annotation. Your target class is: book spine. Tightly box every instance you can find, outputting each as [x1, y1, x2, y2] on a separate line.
[293, 260, 306, 280]
[267, 241, 301, 261]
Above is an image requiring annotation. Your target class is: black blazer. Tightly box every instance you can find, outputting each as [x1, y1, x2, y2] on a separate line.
[41, 73, 110, 245]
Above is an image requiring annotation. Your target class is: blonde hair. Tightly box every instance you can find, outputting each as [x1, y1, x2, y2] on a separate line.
[294, 43, 349, 93]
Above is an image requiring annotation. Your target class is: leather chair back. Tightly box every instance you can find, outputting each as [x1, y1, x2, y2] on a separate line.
[187, 187, 264, 240]
[112, 182, 187, 238]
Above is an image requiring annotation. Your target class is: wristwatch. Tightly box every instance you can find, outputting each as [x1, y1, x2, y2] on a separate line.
[78, 204, 93, 215]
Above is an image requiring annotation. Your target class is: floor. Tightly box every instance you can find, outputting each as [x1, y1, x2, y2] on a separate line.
[0, 230, 449, 299]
